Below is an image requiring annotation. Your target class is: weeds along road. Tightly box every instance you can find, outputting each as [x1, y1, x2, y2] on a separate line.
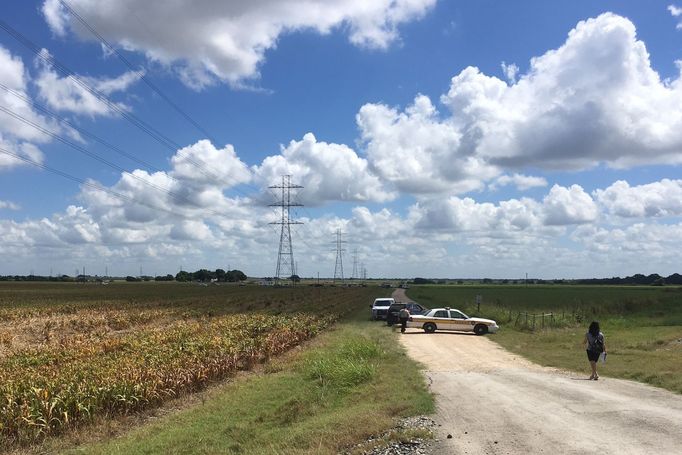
[392, 289, 682, 455]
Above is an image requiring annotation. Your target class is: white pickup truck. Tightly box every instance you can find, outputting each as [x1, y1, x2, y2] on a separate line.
[370, 297, 395, 320]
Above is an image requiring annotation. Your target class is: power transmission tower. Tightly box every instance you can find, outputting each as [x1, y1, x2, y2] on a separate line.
[270, 175, 303, 284]
[333, 229, 346, 283]
[351, 247, 359, 279]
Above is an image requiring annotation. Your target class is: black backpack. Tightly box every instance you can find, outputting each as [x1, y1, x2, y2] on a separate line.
[592, 334, 604, 353]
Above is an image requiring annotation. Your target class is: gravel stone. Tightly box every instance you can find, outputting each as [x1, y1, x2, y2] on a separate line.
[341, 416, 437, 455]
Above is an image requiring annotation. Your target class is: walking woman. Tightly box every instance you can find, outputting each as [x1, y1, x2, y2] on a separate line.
[584, 321, 606, 380]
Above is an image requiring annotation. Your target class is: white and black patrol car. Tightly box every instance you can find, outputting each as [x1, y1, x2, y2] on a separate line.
[407, 307, 499, 335]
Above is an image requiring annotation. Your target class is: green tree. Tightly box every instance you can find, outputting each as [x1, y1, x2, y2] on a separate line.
[226, 270, 247, 282]
[175, 271, 192, 282]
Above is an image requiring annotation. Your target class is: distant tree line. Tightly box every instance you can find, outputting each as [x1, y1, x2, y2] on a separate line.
[0, 268, 248, 283]
[573, 273, 682, 286]
[412, 277, 436, 284]
[175, 269, 247, 282]
[1, 271, 680, 285]
[0, 275, 75, 282]
[409, 273, 682, 286]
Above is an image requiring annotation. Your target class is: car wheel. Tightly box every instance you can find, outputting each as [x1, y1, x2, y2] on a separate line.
[473, 324, 488, 335]
[423, 322, 436, 333]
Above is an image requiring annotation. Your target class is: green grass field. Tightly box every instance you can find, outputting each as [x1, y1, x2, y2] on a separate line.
[408, 285, 682, 393]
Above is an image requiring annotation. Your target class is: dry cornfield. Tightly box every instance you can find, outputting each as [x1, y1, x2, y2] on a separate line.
[0, 282, 378, 445]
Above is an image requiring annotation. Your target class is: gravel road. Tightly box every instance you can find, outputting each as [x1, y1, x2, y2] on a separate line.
[392, 289, 682, 455]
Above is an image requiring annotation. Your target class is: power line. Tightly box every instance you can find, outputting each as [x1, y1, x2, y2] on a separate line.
[0, 103, 226, 218]
[290, 225, 318, 255]
[0, 146, 192, 219]
[0, 19, 252, 196]
[57, 0, 222, 147]
[56, 4, 303, 210]
[0, 18, 288, 229]
[0, 81, 277, 221]
[0, 82, 163, 174]
[54, 1, 285, 203]
[0, 19, 179, 151]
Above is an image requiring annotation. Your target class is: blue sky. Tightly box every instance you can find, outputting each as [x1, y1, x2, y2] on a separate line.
[1, 0, 682, 278]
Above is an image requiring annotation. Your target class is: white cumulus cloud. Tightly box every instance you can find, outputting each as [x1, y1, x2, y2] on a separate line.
[594, 179, 682, 218]
[489, 173, 548, 191]
[253, 132, 395, 206]
[357, 13, 682, 193]
[441, 13, 682, 169]
[0, 46, 55, 170]
[358, 95, 498, 194]
[34, 49, 142, 117]
[543, 184, 598, 226]
[42, 0, 436, 88]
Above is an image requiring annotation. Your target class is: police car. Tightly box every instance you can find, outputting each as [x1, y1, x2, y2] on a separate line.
[407, 307, 499, 335]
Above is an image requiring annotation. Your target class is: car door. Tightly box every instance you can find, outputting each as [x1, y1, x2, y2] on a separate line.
[448, 310, 472, 332]
[431, 310, 450, 330]
[407, 303, 425, 315]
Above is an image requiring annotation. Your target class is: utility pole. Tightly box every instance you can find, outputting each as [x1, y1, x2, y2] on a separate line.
[269, 175, 303, 284]
[333, 229, 346, 284]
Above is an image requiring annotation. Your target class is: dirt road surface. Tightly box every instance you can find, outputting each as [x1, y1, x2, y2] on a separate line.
[392, 289, 682, 454]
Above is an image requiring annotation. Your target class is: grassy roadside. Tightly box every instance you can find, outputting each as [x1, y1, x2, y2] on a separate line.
[493, 325, 682, 393]
[61, 307, 434, 454]
[408, 285, 682, 394]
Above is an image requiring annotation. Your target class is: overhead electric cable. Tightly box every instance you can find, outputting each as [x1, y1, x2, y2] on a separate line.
[0, 18, 179, 151]
[0, 20, 268, 197]
[0, 82, 163, 174]
[0, 146, 192, 219]
[58, 0, 222, 147]
[0, 104, 227, 218]
[0, 18, 287, 226]
[49, 4, 287, 201]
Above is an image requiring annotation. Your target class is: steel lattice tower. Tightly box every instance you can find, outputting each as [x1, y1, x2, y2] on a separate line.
[333, 229, 346, 283]
[351, 247, 359, 279]
[270, 175, 303, 283]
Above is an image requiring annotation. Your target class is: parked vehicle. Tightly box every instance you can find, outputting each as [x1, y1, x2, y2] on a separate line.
[386, 302, 428, 326]
[370, 297, 395, 320]
[407, 307, 499, 335]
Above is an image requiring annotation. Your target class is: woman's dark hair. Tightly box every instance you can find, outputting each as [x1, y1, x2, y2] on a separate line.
[588, 321, 600, 337]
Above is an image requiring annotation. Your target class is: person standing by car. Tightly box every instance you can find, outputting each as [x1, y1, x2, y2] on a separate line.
[584, 321, 606, 380]
[399, 307, 410, 333]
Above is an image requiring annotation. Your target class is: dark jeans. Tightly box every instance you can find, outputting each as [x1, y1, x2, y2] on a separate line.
[400, 317, 408, 333]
